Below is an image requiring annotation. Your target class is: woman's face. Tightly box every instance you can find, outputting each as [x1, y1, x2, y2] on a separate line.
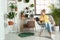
[41, 12, 45, 16]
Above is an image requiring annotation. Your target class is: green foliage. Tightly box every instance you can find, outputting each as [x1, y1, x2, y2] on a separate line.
[25, 0, 30, 3]
[20, 11, 24, 14]
[9, 3, 15, 9]
[48, 4, 60, 25]
[18, 0, 22, 2]
[15, 5, 17, 8]
[7, 12, 17, 19]
[30, 4, 34, 7]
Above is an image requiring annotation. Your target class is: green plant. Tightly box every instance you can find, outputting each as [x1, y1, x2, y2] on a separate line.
[20, 11, 24, 14]
[7, 12, 17, 19]
[25, 0, 30, 3]
[30, 4, 34, 7]
[9, 3, 15, 9]
[15, 5, 18, 11]
[15, 5, 17, 8]
[48, 4, 60, 25]
[18, 0, 22, 2]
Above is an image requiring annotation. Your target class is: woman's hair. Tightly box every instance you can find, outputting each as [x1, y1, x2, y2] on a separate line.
[41, 9, 46, 14]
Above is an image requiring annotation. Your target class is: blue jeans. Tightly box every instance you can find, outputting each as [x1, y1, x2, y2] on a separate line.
[45, 22, 52, 33]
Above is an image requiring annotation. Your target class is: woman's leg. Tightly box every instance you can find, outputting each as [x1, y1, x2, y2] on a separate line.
[45, 22, 56, 40]
[45, 22, 52, 36]
[48, 22, 52, 34]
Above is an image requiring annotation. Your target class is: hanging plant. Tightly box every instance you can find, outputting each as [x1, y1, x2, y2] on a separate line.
[24, 0, 30, 3]
[18, 0, 22, 2]
[30, 4, 34, 7]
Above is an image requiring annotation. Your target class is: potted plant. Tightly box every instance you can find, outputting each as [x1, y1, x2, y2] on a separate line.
[7, 12, 17, 25]
[20, 11, 25, 18]
[24, 0, 30, 3]
[15, 5, 18, 11]
[30, 4, 34, 7]
[48, 4, 60, 31]
[18, 0, 22, 2]
[9, 3, 15, 11]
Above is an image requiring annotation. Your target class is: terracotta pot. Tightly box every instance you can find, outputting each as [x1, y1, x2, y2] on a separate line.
[8, 21, 14, 25]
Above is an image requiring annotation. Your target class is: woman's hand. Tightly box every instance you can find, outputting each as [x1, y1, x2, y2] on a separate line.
[40, 19, 44, 23]
[40, 18, 44, 21]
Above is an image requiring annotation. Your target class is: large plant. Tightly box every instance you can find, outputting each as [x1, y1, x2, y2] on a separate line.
[7, 12, 17, 19]
[48, 4, 60, 25]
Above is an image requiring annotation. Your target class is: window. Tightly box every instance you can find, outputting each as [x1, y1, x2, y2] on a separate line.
[35, 0, 60, 15]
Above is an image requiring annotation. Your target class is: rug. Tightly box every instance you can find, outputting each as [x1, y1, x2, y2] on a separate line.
[18, 32, 34, 37]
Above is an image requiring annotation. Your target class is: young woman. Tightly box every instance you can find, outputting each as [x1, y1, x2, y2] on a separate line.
[40, 9, 55, 40]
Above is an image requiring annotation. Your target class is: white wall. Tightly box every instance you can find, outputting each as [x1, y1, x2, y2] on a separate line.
[0, 0, 7, 40]
[17, 0, 34, 12]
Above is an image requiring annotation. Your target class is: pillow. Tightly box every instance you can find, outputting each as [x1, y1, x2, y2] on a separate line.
[35, 17, 39, 21]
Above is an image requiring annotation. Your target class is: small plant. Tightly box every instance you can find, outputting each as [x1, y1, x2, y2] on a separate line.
[20, 11, 25, 18]
[30, 4, 34, 7]
[20, 11, 24, 14]
[7, 12, 17, 25]
[7, 12, 17, 19]
[9, 3, 15, 9]
[15, 5, 18, 11]
[24, 0, 30, 3]
[18, 0, 22, 2]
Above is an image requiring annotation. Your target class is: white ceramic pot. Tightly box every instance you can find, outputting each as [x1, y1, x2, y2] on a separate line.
[54, 26, 59, 32]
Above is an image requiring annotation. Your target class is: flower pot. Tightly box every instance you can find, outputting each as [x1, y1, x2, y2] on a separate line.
[54, 26, 59, 32]
[7, 19, 14, 26]
[8, 21, 14, 26]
